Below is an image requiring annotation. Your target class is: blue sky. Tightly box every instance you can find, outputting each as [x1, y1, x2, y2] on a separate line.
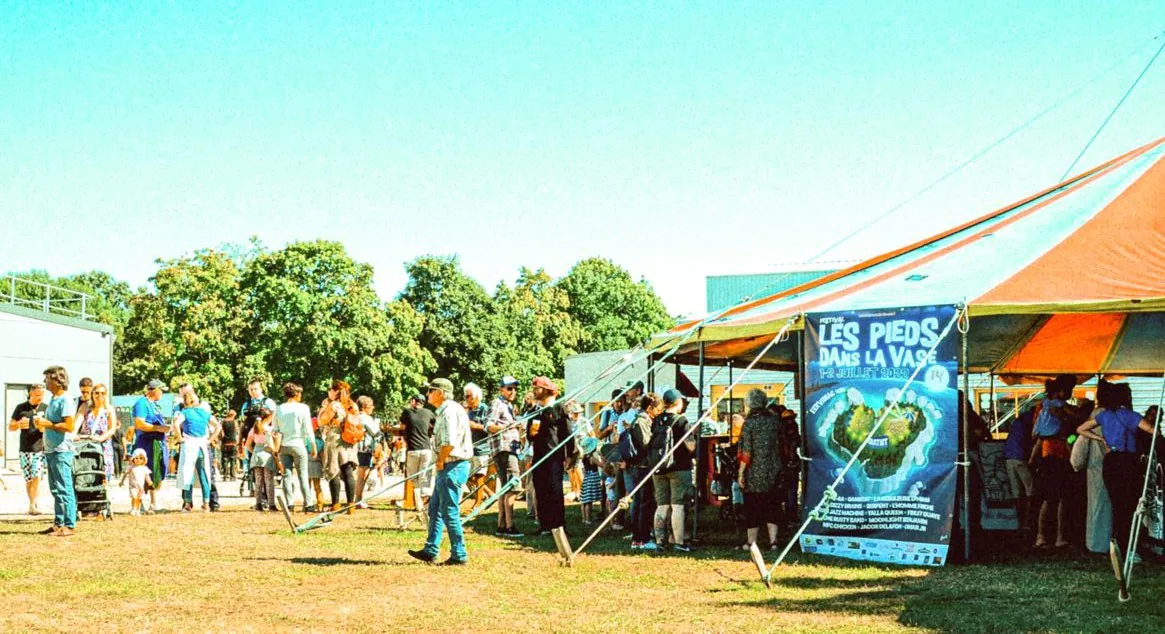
[2, 2, 1163, 317]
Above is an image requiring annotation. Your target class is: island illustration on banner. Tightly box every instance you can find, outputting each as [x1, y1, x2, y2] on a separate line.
[809, 348, 956, 497]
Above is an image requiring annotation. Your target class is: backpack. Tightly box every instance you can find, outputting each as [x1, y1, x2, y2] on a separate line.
[648, 413, 675, 471]
[618, 428, 641, 466]
[340, 409, 365, 446]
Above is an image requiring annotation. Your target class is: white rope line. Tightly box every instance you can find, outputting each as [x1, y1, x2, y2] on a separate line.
[764, 308, 964, 581]
[989, 391, 1043, 433]
[570, 315, 800, 561]
[462, 327, 702, 524]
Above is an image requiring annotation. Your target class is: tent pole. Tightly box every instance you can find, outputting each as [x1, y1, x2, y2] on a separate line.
[728, 361, 734, 419]
[797, 328, 807, 538]
[988, 373, 996, 429]
[648, 354, 655, 392]
[962, 325, 972, 562]
[695, 342, 705, 541]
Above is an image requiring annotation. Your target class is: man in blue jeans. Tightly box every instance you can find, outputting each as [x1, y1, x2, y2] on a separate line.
[35, 365, 78, 537]
[409, 378, 473, 566]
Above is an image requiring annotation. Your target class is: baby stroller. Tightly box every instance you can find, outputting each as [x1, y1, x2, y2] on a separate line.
[74, 439, 113, 520]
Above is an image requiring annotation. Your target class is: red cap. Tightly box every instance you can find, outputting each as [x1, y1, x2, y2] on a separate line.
[532, 376, 559, 394]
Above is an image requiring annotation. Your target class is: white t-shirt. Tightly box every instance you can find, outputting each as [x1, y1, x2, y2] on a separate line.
[275, 402, 314, 449]
[130, 465, 151, 494]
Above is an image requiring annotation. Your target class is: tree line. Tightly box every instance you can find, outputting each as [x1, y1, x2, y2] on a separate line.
[6, 240, 674, 414]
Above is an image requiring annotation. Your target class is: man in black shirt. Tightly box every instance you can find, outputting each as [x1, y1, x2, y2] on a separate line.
[8, 383, 48, 515]
[527, 376, 577, 535]
[219, 410, 239, 480]
[397, 394, 435, 505]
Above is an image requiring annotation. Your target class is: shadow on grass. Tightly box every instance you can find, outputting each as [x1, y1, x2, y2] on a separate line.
[247, 556, 395, 567]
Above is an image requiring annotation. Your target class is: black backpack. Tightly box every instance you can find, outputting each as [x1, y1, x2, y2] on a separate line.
[648, 413, 675, 471]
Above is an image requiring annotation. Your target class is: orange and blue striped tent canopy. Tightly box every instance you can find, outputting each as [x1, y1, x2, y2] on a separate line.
[656, 136, 1165, 379]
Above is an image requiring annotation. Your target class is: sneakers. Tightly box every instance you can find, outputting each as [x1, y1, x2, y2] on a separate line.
[640, 542, 661, 552]
[28, 505, 41, 516]
[39, 525, 59, 535]
[506, 527, 525, 538]
[673, 543, 694, 553]
[407, 549, 436, 563]
[130, 509, 141, 517]
[611, 523, 625, 531]
[441, 557, 468, 566]
[630, 541, 643, 549]
[303, 505, 319, 513]
[356, 502, 369, 510]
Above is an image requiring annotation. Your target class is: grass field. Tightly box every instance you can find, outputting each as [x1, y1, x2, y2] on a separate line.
[1, 500, 1162, 633]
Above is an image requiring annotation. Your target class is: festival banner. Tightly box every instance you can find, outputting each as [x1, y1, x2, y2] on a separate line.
[799, 305, 959, 567]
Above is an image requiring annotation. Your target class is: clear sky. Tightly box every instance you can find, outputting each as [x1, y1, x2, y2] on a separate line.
[2, 2, 1163, 317]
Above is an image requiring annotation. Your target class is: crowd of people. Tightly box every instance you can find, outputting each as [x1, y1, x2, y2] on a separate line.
[1003, 375, 1161, 559]
[12, 361, 1159, 576]
[5, 362, 805, 563]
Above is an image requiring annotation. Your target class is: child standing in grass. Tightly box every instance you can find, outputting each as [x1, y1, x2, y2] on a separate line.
[244, 409, 277, 511]
[603, 461, 619, 524]
[579, 449, 604, 524]
[127, 448, 151, 516]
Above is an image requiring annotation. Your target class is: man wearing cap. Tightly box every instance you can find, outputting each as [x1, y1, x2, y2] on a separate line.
[487, 376, 522, 536]
[133, 379, 172, 513]
[396, 393, 435, 507]
[409, 378, 473, 565]
[527, 376, 577, 535]
[650, 389, 697, 552]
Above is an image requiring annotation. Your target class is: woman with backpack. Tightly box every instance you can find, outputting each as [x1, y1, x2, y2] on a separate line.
[650, 389, 696, 552]
[620, 392, 661, 550]
[354, 395, 382, 509]
[319, 380, 361, 514]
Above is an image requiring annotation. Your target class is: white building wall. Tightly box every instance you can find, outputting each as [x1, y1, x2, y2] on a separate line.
[0, 305, 113, 469]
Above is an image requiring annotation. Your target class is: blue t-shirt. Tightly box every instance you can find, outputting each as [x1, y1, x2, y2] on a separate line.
[1003, 409, 1034, 460]
[1032, 398, 1065, 438]
[43, 394, 78, 453]
[1097, 408, 1143, 453]
[180, 406, 211, 438]
[132, 396, 167, 443]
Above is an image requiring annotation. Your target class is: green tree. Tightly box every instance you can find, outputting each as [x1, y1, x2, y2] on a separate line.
[555, 258, 674, 353]
[494, 267, 583, 380]
[242, 240, 433, 410]
[398, 255, 509, 388]
[114, 249, 248, 410]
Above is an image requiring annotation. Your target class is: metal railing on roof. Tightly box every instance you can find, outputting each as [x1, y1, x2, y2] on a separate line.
[3, 274, 91, 320]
